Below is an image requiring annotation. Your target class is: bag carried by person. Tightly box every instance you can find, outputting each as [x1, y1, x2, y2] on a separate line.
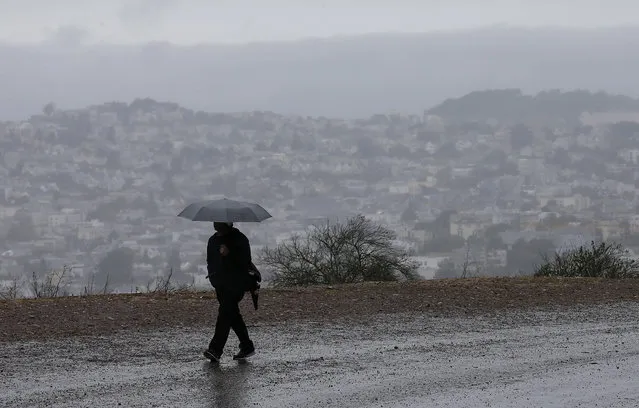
[246, 262, 261, 310]
[248, 262, 262, 285]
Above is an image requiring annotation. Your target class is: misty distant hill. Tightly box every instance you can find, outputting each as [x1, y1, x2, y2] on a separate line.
[2, 26, 639, 120]
[428, 89, 639, 126]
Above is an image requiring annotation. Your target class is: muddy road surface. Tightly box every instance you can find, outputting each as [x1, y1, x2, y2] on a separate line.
[2, 303, 639, 407]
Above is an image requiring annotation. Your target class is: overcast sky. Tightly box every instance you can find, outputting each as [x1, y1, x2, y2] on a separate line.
[0, 0, 637, 45]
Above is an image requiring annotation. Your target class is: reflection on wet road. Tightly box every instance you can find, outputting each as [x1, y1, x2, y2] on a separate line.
[203, 359, 252, 408]
[3, 304, 639, 407]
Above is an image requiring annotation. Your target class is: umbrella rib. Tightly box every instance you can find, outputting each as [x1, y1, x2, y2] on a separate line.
[193, 205, 211, 221]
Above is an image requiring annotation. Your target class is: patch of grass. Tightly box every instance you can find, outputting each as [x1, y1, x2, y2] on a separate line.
[139, 269, 196, 295]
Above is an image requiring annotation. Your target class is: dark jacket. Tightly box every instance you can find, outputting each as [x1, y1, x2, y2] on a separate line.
[206, 227, 251, 290]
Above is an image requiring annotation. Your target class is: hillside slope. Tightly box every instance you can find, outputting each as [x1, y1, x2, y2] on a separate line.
[2, 277, 639, 342]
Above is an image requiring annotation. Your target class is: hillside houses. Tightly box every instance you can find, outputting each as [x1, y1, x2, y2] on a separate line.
[1, 95, 639, 288]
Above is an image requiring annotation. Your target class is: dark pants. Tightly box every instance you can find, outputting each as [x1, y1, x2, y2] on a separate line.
[208, 288, 253, 355]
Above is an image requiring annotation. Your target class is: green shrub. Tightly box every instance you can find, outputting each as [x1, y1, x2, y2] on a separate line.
[534, 241, 639, 278]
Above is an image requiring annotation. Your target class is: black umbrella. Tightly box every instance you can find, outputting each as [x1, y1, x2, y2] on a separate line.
[177, 198, 272, 223]
[178, 198, 270, 310]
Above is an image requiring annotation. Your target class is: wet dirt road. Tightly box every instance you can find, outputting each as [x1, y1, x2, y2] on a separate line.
[2, 303, 639, 408]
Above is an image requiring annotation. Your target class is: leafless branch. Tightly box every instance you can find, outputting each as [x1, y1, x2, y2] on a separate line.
[260, 215, 418, 287]
[30, 265, 69, 298]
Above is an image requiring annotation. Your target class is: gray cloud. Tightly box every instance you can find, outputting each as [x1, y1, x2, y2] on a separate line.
[116, 0, 176, 28]
[44, 25, 91, 46]
[0, 0, 638, 44]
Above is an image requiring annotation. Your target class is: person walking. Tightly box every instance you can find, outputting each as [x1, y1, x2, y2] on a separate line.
[203, 222, 255, 362]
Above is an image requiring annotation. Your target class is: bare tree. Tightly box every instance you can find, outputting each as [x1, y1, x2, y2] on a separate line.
[460, 244, 485, 278]
[460, 244, 473, 278]
[260, 215, 419, 287]
[0, 275, 22, 300]
[82, 269, 111, 296]
[101, 270, 111, 295]
[83, 272, 96, 296]
[30, 265, 69, 298]
[434, 243, 484, 279]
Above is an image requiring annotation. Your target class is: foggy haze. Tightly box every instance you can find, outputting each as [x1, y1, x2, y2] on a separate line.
[2, 0, 639, 293]
[4, 2, 639, 403]
[1, 26, 639, 120]
[1, 1, 638, 119]
[1, 0, 638, 45]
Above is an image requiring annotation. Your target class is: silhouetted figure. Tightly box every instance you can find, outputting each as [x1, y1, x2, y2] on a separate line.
[203, 222, 255, 362]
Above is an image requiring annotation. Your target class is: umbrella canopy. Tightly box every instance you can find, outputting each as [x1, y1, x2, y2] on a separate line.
[177, 198, 272, 223]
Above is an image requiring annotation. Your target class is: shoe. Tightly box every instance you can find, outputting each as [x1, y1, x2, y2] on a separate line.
[233, 346, 255, 360]
[203, 349, 221, 363]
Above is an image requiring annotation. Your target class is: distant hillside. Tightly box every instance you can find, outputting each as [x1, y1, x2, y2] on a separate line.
[427, 89, 639, 126]
[2, 26, 639, 120]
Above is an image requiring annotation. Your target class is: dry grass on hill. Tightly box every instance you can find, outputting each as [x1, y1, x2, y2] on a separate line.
[2, 277, 639, 343]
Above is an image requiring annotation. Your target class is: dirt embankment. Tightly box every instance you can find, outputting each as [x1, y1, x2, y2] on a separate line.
[2, 277, 639, 343]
